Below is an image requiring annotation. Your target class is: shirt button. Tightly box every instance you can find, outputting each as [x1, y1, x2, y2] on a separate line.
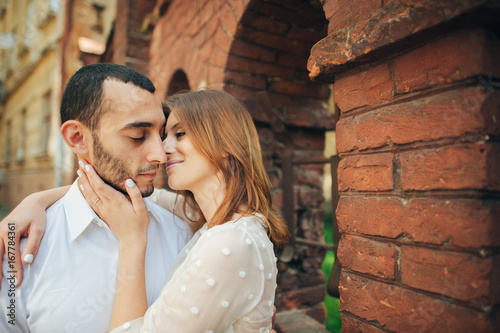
[95, 220, 104, 228]
[122, 322, 130, 329]
[152, 196, 158, 203]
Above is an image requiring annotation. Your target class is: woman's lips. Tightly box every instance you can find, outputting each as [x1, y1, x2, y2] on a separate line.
[166, 160, 182, 171]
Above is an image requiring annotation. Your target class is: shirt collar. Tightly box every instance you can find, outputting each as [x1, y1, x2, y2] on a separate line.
[63, 181, 101, 242]
[63, 180, 160, 242]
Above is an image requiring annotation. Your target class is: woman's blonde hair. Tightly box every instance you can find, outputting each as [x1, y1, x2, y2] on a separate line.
[163, 90, 289, 246]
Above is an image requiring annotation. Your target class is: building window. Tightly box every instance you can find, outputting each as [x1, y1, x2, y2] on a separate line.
[16, 110, 26, 164]
[36, 92, 51, 157]
[19, 1, 35, 53]
[36, 0, 60, 28]
[50, 0, 60, 12]
[0, 0, 7, 18]
[4, 119, 11, 166]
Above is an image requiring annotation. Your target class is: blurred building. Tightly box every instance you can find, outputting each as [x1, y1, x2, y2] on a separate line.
[0, 0, 116, 205]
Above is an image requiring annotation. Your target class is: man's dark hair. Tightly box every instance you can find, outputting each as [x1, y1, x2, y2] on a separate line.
[60, 63, 156, 130]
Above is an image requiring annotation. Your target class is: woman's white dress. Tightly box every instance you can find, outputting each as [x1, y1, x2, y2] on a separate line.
[111, 213, 277, 333]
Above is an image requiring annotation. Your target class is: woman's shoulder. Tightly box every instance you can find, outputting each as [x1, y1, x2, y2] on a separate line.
[193, 214, 273, 260]
[203, 214, 267, 238]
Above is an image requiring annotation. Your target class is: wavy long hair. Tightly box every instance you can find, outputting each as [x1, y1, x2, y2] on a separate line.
[163, 90, 289, 246]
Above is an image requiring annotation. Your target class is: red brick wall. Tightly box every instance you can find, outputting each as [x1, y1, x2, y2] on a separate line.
[310, 0, 500, 331]
[103, 0, 155, 75]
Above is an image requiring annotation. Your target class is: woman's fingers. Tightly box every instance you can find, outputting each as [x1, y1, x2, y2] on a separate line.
[79, 160, 123, 202]
[21, 224, 44, 265]
[77, 166, 103, 216]
[124, 179, 147, 217]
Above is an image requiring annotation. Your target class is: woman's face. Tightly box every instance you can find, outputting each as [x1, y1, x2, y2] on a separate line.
[163, 112, 222, 194]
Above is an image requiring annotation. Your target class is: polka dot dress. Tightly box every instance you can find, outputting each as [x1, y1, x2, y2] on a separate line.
[112, 214, 277, 333]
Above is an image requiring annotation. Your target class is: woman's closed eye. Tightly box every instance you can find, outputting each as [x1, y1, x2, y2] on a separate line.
[175, 131, 186, 139]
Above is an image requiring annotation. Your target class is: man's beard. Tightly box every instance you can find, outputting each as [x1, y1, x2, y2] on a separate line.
[92, 133, 155, 197]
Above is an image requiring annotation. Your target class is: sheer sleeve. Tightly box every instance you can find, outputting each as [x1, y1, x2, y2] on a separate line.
[147, 189, 196, 222]
[111, 221, 271, 333]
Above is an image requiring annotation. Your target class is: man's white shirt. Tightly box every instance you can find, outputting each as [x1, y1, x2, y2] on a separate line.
[0, 181, 192, 332]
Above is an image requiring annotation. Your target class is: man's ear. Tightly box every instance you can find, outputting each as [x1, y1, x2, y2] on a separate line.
[60, 120, 91, 156]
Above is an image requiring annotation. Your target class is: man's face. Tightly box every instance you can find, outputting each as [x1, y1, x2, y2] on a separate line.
[89, 80, 166, 197]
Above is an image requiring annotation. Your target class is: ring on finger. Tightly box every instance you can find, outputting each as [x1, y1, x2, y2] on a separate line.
[94, 197, 101, 205]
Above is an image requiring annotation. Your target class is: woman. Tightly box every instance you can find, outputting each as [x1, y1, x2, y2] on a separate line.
[4, 90, 288, 332]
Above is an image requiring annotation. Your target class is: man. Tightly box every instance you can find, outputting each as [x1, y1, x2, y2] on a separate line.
[0, 64, 192, 332]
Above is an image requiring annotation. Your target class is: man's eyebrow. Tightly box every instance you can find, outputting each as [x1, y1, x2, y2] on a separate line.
[121, 122, 154, 130]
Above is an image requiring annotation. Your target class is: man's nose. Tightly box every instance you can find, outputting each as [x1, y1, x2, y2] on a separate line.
[147, 137, 167, 164]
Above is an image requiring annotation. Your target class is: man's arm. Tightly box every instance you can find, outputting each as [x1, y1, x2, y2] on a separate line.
[0, 186, 69, 285]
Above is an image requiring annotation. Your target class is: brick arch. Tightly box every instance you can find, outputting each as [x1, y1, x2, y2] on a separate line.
[149, 0, 336, 325]
[150, 0, 332, 124]
[166, 69, 191, 96]
[149, 0, 252, 95]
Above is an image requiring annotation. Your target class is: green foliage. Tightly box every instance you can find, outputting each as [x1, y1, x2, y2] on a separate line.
[0, 204, 11, 220]
[322, 204, 342, 333]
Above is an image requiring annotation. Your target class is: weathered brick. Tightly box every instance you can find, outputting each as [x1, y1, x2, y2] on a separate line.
[340, 273, 495, 333]
[207, 66, 225, 84]
[341, 313, 387, 333]
[297, 187, 324, 209]
[338, 235, 397, 280]
[401, 246, 499, 304]
[278, 52, 307, 69]
[270, 80, 330, 99]
[309, 0, 492, 80]
[395, 28, 500, 94]
[266, 93, 329, 112]
[275, 309, 328, 333]
[230, 39, 276, 63]
[193, 19, 219, 49]
[269, 0, 327, 19]
[224, 71, 267, 90]
[287, 26, 325, 44]
[249, 0, 325, 31]
[261, 104, 324, 129]
[199, 39, 215, 64]
[214, 27, 233, 53]
[323, 0, 383, 33]
[400, 143, 500, 191]
[336, 196, 500, 248]
[210, 47, 229, 68]
[185, 0, 215, 36]
[239, 11, 289, 35]
[226, 55, 295, 79]
[271, 188, 299, 211]
[337, 154, 394, 192]
[276, 284, 326, 310]
[336, 87, 500, 153]
[277, 269, 325, 293]
[291, 131, 325, 151]
[296, 168, 325, 191]
[235, 27, 310, 55]
[219, 4, 238, 35]
[223, 84, 256, 100]
[333, 63, 393, 112]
